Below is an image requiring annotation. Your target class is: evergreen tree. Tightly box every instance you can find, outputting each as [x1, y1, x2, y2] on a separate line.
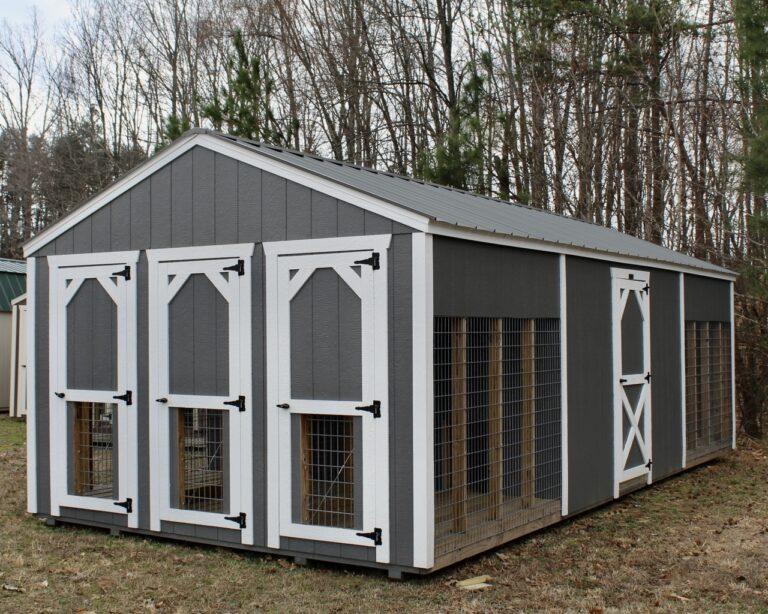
[202, 29, 296, 147]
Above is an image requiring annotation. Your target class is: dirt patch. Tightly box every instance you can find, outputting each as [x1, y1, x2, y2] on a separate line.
[1, 417, 766, 613]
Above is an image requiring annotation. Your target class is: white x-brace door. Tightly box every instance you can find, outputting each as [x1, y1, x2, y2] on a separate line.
[265, 235, 391, 564]
[612, 268, 653, 497]
[48, 251, 139, 527]
[148, 244, 254, 544]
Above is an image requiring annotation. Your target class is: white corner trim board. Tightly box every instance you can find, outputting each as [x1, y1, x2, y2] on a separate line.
[679, 273, 687, 468]
[26, 257, 37, 514]
[559, 254, 569, 517]
[730, 282, 736, 450]
[411, 233, 434, 569]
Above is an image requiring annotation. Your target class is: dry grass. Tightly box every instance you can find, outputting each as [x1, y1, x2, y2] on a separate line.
[0, 416, 767, 613]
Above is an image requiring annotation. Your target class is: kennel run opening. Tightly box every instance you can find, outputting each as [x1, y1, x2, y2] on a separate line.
[23, 130, 736, 578]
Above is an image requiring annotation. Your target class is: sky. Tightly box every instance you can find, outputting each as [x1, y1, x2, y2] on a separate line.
[0, 0, 72, 31]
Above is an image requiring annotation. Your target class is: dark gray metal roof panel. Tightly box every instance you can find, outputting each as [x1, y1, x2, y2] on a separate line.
[199, 131, 733, 275]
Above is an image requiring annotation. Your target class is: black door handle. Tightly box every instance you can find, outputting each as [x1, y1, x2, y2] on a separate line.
[276, 403, 290, 409]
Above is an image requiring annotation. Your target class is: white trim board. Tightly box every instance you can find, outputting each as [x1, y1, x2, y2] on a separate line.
[730, 282, 737, 450]
[26, 258, 37, 514]
[559, 254, 569, 517]
[679, 273, 687, 468]
[23, 132, 735, 283]
[411, 233, 434, 569]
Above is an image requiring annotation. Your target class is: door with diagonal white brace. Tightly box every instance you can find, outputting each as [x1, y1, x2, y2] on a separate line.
[48, 252, 139, 526]
[612, 268, 652, 497]
[265, 235, 391, 564]
[148, 244, 254, 544]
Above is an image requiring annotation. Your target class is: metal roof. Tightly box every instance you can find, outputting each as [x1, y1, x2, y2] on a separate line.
[207, 131, 732, 276]
[0, 259, 26, 275]
[0, 264, 26, 312]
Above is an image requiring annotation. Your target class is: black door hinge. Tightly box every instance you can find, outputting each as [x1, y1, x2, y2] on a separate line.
[645, 458, 653, 470]
[355, 400, 381, 418]
[643, 283, 650, 294]
[112, 265, 131, 281]
[114, 498, 132, 513]
[224, 395, 246, 412]
[354, 252, 380, 270]
[356, 528, 382, 545]
[223, 259, 245, 276]
[645, 372, 652, 383]
[225, 512, 247, 529]
[113, 390, 133, 405]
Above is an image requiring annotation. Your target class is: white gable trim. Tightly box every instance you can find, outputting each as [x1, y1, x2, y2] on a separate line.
[23, 133, 430, 257]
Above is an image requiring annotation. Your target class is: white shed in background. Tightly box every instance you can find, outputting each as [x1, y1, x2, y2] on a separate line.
[10, 293, 27, 417]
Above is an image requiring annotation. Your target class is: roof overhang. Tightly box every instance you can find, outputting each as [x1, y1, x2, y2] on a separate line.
[22, 131, 737, 281]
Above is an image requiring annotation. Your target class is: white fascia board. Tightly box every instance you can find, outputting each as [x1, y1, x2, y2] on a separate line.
[428, 222, 737, 281]
[24, 133, 430, 258]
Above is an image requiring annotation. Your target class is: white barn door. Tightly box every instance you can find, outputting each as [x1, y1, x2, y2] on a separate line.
[265, 236, 391, 564]
[48, 252, 139, 527]
[612, 268, 653, 497]
[148, 244, 254, 545]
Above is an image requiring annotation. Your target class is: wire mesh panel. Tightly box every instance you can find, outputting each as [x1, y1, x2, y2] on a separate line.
[434, 316, 562, 558]
[71, 402, 117, 498]
[300, 415, 356, 529]
[685, 321, 732, 461]
[175, 408, 227, 513]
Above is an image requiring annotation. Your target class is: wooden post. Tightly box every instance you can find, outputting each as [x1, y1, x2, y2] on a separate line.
[700, 323, 710, 447]
[488, 318, 503, 520]
[451, 318, 467, 533]
[521, 319, 536, 509]
[73, 403, 88, 495]
[300, 415, 312, 524]
[177, 409, 187, 509]
[685, 321, 697, 451]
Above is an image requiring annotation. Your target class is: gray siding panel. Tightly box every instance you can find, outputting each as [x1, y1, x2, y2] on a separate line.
[192, 148, 215, 245]
[150, 166, 172, 248]
[684, 275, 730, 322]
[566, 257, 614, 515]
[433, 236, 559, 318]
[286, 182, 311, 240]
[29, 146, 416, 569]
[262, 173, 287, 242]
[130, 180, 152, 250]
[171, 151, 194, 246]
[650, 269, 683, 479]
[214, 153, 239, 245]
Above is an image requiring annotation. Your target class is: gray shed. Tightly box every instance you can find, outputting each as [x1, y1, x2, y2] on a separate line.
[23, 129, 736, 577]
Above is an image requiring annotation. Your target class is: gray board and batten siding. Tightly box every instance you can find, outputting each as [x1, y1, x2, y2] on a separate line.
[30, 146, 418, 570]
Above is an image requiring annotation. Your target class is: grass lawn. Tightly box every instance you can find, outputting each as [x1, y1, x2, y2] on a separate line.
[0, 416, 766, 613]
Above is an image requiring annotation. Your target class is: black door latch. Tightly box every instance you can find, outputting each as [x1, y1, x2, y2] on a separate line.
[356, 528, 382, 545]
[645, 372, 652, 382]
[355, 400, 381, 418]
[276, 403, 290, 409]
[224, 396, 246, 412]
[114, 498, 132, 513]
[113, 391, 133, 405]
[54, 392, 65, 399]
[645, 458, 653, 470]
[354, 252, 380, 270]
[225, 512, 247, 529]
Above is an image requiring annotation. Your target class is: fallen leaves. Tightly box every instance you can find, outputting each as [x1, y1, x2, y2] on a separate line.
[2, 583, 26, 593]
[455, 575, 494, 591]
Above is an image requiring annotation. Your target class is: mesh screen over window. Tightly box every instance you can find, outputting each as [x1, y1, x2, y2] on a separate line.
[685, 321, 732, 461]
[175, 408, 226, 513]
[434, 317, 562, 558]
[300, 415, 356, 529]
[72, 402, 116, 498]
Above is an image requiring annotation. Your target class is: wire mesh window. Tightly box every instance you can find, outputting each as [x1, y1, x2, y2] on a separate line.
[174, 408, 227, 513]
[685, 321, 732, 461]
[71, 402, 117, 498]
[300, 415, 356, 529]
[434, 317, 562, 558]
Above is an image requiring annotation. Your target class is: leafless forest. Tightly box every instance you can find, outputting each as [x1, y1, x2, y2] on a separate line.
[0, 0, 766, 433]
